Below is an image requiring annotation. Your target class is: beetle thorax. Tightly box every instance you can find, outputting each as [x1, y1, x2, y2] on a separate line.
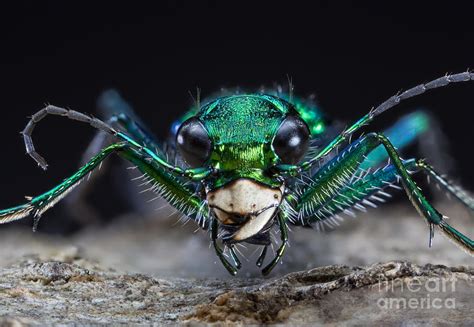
[207, 178, 284, 242]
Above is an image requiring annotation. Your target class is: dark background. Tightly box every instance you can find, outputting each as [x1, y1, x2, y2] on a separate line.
[0, 1, 473, 222]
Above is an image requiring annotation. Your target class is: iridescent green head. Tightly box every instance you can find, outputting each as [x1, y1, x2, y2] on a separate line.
[177, 94, 312, 188]
[176, 94, 316, 243]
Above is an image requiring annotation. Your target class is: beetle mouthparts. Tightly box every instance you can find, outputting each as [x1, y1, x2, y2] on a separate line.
[206, 178, 284, 241]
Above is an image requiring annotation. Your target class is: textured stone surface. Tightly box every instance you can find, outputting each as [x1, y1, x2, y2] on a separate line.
[0, 259, 471, 325]
[0, 202, 472, 325]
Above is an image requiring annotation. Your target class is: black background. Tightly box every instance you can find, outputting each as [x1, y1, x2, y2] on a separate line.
[0, 1, 473, 217]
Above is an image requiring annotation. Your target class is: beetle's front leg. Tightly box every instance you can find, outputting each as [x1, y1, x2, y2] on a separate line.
[0, 143, 210, 232]
[0, 143, 128, 230]
[261, 212, 289, 276]
[293, 132, 473, 254]
[211, 219, 238, 276]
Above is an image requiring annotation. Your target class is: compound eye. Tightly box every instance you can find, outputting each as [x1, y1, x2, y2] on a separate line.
[272, 115, 310, 165]
[176, 118, 212, 167]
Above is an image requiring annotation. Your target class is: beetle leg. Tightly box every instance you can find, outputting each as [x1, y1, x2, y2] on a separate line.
[211, 219, 238, 276]
[293, 133, 474, 254]
[256, 245, 268, 267]
[118, 147, 210, 228]
[228, 245, 242, 270]
[374, 134, 473, 254]
[360, 110, 451, 170]
[292, 158, 417, 226]
[261, 212, 288, 276]
[0, 143, 211, 231]
[0, 143, 128, 230]
[416, 160, 474, 212]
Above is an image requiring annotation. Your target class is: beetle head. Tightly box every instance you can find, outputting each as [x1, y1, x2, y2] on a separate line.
[175, 94, 311, 242]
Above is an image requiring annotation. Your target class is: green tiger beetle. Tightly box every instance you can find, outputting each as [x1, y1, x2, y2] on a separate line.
[1, 72, 473, 276]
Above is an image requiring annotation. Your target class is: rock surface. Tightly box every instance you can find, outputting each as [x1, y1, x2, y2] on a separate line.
[0, 202, 472, 325]
[0, 259, 471, 325]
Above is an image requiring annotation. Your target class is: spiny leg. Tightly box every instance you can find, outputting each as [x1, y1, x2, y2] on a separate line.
[293, 133, 473, 254]
[0, 143, 127, 230]
[291, 134, 378, 225]
[65, 116, 123, 225]
[292, 133, 445, 224]
[308, 158, 474, 248]
[416, 160, 474, 212]
[64, 132, 112, 225]
[415, 161, 474, 249]
[376, 134, 473, 253]
[72, 90, 193, 220]
[294, 139, 474, 244]
[0, 142, 210, 231]
[293, 159, 418, 226]
[118, 147, 210, 228]
[277, 71, 474, 174]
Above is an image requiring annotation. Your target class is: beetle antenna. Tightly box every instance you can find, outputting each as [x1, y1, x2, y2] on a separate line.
[286, 74, 294, 102]
[188, 87, 201, 111]
[196, 87, 201, 110]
